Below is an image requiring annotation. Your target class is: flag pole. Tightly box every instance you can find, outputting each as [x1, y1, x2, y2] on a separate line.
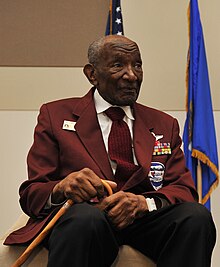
[197, 161, 202, 203]
[110, 0, 113, 34]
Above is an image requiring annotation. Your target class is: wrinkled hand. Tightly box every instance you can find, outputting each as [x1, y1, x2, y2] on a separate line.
[96, 191, 148, 230]
[52, 168, 116, 204]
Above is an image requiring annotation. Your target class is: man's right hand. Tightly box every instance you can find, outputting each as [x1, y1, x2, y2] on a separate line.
[51, 168, 115, 204]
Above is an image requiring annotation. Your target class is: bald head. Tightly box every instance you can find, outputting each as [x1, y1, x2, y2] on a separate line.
[87, 35, 140, 66]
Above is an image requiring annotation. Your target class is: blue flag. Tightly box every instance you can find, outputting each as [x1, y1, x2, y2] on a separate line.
[183, 0, 219, 210]
[105, 0, 124, 35]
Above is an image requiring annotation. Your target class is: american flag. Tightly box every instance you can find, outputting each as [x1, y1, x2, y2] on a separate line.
[105, 0, 124, 35]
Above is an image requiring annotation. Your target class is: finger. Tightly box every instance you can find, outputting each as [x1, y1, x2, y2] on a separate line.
[116, 216, 135, 230]
[68, 175, 95, 193]
[109, 203, 136, 228]
[77, 187, 96, 201]
[92, 181, 104, 198]
[65, 191, 84, 203]
[82, 168, 105, 197]
[104, 180, 117, 192]
[80, 179, 98, 198]
[63, 179, 94, 201]
[106, 194, 136, 221]
[74, 168, 105, 198]
[66, 186, 96, 203]
[108, 211, 134, 230]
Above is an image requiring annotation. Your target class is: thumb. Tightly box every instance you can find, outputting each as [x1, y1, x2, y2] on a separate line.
[105, 180, 117, 191]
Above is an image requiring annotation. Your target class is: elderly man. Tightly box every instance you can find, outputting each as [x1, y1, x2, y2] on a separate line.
[5, 35, 216, 267]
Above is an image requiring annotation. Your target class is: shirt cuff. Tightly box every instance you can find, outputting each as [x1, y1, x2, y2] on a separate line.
[145, 198, 157, 211]
[45, 193, 67, 209]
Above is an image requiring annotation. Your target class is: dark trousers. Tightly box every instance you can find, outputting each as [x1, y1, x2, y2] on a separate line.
[45, 202, 216, 267]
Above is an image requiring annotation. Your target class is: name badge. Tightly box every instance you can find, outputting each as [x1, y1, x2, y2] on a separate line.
[62, 120, 76, 131]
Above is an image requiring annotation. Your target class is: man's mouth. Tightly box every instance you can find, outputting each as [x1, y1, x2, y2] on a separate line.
[120, 88, 138, 95]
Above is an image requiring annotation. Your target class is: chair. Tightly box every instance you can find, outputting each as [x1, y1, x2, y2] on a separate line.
[0, 214, 156, 267]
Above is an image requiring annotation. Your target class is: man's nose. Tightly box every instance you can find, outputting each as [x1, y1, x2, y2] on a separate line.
[122, 66, 137, 81]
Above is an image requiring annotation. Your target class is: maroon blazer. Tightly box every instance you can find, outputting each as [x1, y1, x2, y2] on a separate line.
[5, 88, 198, 245]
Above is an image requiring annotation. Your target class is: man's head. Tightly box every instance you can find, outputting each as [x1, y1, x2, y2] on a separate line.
[83, 35, 143, 106]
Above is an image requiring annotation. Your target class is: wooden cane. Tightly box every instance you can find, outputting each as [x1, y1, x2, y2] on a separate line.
[11, 179, 113, 267]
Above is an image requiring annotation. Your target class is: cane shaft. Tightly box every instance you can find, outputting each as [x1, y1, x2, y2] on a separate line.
[11, 180, 112, 267]
[11, 199, 73, 267]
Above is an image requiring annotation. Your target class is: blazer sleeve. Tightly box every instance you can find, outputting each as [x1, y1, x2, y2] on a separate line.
[19, 104, 62, 219]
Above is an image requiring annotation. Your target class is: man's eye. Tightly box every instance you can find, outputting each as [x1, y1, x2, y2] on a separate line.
[135, 63, 142, 69]
[113, 63, 122, 68]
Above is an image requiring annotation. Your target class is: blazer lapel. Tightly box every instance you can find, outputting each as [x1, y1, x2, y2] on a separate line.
[72, 90, 114, 181]
[122, 104, 156, 191]
[134, 112, 155, 168]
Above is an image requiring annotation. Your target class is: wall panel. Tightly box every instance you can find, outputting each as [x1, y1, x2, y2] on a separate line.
[0, 0, 108, 67]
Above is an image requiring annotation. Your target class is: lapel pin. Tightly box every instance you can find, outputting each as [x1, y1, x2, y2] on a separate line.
[151, 132, 163, 141]
[62, 120, 76, 131]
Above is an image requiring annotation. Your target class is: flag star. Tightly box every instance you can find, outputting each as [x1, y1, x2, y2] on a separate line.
[117, 31, 123, 35]
[115, 18, 121, 24]
[116, 6, 121, 12]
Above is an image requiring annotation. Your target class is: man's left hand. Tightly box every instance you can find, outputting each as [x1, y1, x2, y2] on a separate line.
[96, 191, 148, 230]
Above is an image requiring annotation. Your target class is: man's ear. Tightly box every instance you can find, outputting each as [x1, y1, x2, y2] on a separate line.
[83, 64, 98, 86]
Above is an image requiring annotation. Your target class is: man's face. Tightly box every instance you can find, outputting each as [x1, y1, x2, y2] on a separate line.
[93, 37, 143, 106]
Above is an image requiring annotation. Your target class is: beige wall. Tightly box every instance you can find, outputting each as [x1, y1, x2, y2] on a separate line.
[123, 0, 220, 111]
[0, 67, 90, 110]
[1, 1, 220, 111]
[0, 0, 219, 266]
[0, 0, 108, 67]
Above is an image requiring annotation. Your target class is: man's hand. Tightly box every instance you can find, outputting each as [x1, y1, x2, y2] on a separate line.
[96, 191, 148, 230]
[52, 168, 116, 204]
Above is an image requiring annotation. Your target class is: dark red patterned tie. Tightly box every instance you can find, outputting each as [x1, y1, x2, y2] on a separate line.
[105, 107, 138, 189]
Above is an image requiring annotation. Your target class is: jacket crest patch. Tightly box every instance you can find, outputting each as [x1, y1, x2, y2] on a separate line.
[148, 162, 165, 190]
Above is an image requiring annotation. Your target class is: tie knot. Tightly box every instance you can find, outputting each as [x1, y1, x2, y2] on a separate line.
[105, 107, 125, 121]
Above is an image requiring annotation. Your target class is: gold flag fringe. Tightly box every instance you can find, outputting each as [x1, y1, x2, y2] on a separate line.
[192, 149, 219, 205]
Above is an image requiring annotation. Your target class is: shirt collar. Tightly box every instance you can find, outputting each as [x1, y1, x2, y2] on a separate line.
[94, 89, 135, 120]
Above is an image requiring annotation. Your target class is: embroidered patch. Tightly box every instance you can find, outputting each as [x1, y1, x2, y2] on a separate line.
[148, 162, 165, 190]
[153, 142, 171, 155]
